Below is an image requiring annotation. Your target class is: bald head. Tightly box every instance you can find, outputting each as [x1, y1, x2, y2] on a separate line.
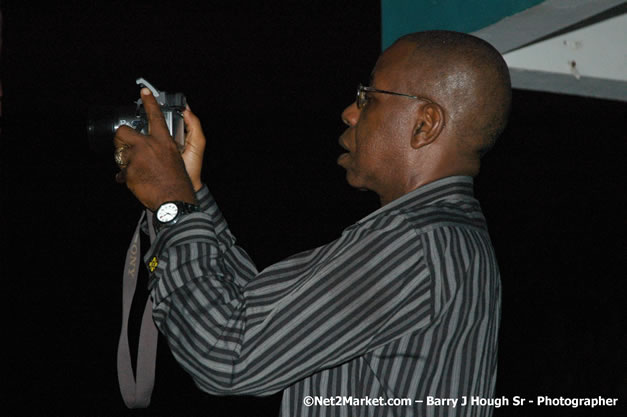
[392, 31, 511, 158]
[338, 31, 511, 203]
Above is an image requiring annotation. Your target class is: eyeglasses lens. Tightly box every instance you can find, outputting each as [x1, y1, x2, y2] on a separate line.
[356, 86, 366, 109]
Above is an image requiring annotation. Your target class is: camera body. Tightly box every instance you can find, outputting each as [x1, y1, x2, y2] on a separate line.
[88, 78, 187, 152]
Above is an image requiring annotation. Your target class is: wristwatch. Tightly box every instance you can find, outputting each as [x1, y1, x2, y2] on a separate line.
[153, 201, 200, 232]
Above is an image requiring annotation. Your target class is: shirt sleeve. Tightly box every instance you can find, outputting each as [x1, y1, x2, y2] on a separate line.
[144, 185, 433, 396]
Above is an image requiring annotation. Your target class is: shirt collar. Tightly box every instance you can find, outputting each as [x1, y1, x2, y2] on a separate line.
[355, 175, 475, 225]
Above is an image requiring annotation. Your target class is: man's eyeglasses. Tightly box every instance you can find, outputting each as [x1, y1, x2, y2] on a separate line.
[356, 84, 433, 109]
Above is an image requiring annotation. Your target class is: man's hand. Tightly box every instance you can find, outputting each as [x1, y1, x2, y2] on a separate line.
[114, 88, 197, 211]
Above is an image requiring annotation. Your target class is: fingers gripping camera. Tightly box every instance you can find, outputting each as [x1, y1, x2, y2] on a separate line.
[135, 78, 187, 148]
[87, 78, 187, 152]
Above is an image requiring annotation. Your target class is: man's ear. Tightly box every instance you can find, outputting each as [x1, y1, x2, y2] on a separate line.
[411, 103, 445, 149]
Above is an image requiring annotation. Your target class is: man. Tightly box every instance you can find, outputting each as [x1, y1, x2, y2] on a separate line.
[114, 30, 511, 416]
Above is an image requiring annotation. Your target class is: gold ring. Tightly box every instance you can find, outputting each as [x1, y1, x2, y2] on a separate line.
[114, 146, 129, 167]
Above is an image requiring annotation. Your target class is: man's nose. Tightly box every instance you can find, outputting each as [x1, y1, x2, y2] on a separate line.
[341, 101, 359, 127]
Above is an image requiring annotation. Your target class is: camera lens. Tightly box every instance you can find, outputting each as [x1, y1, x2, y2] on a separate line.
[87, 105, 137, 153]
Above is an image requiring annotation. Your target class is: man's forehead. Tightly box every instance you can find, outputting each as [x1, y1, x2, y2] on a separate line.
[370, 41, 417, 87]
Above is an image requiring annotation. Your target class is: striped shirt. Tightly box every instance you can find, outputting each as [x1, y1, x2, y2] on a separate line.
[145, 175, 501, 416]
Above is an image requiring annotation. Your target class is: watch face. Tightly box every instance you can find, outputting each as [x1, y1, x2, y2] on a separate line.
[157, 202, 178, 223]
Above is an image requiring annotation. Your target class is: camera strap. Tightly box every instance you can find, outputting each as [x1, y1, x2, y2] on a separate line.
[117, 210, 158, 408]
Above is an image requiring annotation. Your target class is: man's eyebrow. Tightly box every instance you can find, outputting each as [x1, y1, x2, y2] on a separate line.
[368, 70, 375, 86]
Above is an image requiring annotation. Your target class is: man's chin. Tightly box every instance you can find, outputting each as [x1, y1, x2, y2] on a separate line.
[338, 158, 368, 191]
[344, 171, 364, 190]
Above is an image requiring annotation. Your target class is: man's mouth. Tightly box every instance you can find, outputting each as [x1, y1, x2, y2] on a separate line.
[337, 152, 350, 166]
[337, 135, 350, 164]
[338, 134, 350, 152]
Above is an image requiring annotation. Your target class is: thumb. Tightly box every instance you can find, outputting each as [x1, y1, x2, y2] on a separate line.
[183, 104, 206, 154]
[182, 104, 206, 191]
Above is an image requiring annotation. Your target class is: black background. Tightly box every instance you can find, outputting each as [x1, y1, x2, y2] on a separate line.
[2, 2, 625, 416]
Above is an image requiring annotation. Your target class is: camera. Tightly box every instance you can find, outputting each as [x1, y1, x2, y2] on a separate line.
[88, 78, 187, 152]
